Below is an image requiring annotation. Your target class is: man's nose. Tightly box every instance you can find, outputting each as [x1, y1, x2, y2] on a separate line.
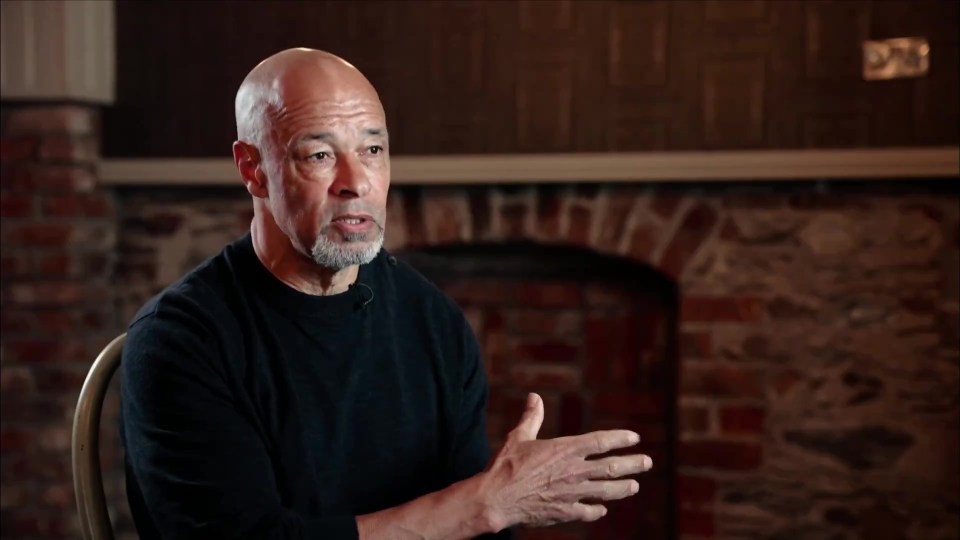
[330, 154, 372, 198]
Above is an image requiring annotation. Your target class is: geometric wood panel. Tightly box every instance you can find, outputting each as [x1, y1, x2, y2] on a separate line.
[103, 0, 960, 157]
[702, 57, 766, 148]
[608, 2, 669, 88]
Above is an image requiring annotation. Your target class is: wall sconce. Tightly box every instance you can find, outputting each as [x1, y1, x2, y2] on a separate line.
[863, 37, 930, 80]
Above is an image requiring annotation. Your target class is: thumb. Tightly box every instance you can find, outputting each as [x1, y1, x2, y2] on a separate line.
[511, 393, 544, 441]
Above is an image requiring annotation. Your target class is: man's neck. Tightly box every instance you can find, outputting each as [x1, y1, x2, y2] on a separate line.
[251, 221, 358, 296]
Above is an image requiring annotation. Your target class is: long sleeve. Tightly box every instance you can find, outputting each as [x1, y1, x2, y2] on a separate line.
[448, 317, 515, 539]
[120, 301, 358, 540]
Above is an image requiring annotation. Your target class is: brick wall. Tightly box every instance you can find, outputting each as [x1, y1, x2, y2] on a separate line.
[112, 183, 959, 540]
[0, 105, 122, 538]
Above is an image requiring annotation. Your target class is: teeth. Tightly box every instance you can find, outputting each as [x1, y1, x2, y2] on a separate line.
[337, 218, 363, 224]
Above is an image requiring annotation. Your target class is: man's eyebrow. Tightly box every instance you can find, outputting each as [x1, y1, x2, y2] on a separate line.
[364, 128, 388, 139]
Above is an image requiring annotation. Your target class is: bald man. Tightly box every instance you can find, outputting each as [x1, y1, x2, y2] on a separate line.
[120, 49, 652, 540]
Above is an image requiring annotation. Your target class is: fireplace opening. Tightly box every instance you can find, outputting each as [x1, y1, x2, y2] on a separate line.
[401, 241, 679, 540]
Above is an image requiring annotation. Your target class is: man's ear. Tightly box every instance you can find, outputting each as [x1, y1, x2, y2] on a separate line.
[233, 141, 268, 198]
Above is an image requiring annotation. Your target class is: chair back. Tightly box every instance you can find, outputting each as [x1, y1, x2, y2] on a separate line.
[72, 333, 126, 540]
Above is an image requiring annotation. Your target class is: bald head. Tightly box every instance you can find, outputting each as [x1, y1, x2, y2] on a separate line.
[234, 48, 383, 147]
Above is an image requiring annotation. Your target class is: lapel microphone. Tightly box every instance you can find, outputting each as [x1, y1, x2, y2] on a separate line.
[352, 282, 374, 310]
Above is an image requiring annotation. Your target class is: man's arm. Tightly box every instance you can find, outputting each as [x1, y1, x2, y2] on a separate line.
[356, 393, 654, 539]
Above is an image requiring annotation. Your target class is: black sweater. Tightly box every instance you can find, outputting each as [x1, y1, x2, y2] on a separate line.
[121, 234, 507, 539]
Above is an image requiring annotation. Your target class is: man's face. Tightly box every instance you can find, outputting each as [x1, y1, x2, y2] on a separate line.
[261, 91, 390, 271]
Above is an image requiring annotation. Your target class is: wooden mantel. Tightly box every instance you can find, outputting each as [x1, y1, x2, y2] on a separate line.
[99, 147, 958, 186]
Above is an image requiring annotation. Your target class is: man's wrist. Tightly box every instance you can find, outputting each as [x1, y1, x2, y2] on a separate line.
[459, 471, 505, 536]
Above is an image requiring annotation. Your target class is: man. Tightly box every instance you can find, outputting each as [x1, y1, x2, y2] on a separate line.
[121, 48, 653, 539]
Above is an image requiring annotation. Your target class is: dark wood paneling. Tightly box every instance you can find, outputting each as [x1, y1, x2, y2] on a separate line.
[104, 0, 959, 157]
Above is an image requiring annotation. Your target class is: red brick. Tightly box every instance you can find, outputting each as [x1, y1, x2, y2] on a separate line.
[2, 453, 70, 481]
[32, 252, 71, 276]
[681, 330, 712, 358]
[650, 195, 682, 222]
[2, 339, 89, 364]
[21, 165, 97, 192]
[0, 513, 71, 537]
[679, 404, 711, 434]
[535, 186, 563, 238]
[681, 296, 764, 322]
[33, 365, 90, 393]
[38, 134, 97, 163]
[677, 474, 717, 506]
[115, 259, 157, 281]
[5, 282, 108, 307]
[441, 278, 513, 306]
[0, 310, 33, 334]
[0, 136, 39, 161]
[40, 194, 82, 216]
[513, 340, 580, 363]
[659, 203, 717, 276]
[41, 483, 74, 510]
[3, 222, 73, 247]
[584, 283, 625, 306]
[680, 509, 715, 537]
[628, 222, 659, 261]
[5, 105, 94, 135]
[774, 369, 803, 396]
[1, 253, 30, 277]
[31, 252, 109, 278]
[500, 202, 528, 237]
[80, 309, 112, 332]
[509, 363, 581, 390]
[0, 366, 36, 392]
[559, 393, 583, 436]
[516, 529, 581, 540]
[592, 391, 664, 418]
[34, 309, 78, 333]
[0, 192, 34, 217]
[681, 364, 763, 399]
[0, 427, 31, 452]
[507, 309, 581, 337]
[719, 405, 766, 434]
[595, 195, 637, 252]
[566, 204, 592, 246]
[680, 440, 763, 470]
[514, 281, 582, 308]
[584, 312, 647, 385]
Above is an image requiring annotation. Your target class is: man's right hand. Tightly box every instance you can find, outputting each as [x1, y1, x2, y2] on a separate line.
[477, 392, 654, 532]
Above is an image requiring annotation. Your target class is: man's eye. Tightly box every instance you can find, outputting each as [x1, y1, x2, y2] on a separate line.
[307, 151, 329, 161]
[369, 145, 383, 155]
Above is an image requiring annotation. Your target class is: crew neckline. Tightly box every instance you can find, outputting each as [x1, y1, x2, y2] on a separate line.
[230, 233, 377, 319]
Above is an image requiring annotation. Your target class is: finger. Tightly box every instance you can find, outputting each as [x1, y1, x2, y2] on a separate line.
[579, 479, 640, 502]
[587, 454, 654, 479]
[510, 392, 544, 442]
[570, 430, 640, 457]
[570, 502, 607, 522]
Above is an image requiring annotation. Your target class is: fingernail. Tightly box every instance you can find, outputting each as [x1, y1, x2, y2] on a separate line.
[631, 480, 639, 493]
[643, 455, 653, 470]
[629, 432, 640, 444]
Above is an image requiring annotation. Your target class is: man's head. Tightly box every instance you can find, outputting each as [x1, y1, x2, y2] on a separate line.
[233, 48, 389, 272]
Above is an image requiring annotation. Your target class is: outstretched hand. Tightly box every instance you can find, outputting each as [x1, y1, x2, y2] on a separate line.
[478, 392, 653, 532]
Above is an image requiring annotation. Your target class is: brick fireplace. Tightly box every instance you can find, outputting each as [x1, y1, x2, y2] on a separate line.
[110, 180, 959, 540]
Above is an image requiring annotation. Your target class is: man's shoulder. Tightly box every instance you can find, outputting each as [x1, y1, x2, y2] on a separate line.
[128, 241, 241, 332]
[381, 250, 462, 317]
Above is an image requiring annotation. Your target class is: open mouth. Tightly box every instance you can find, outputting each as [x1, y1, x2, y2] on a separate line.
[333, 217, 366, 225]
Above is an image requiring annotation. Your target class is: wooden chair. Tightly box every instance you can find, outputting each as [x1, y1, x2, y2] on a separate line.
[72, 333, 126, 540]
